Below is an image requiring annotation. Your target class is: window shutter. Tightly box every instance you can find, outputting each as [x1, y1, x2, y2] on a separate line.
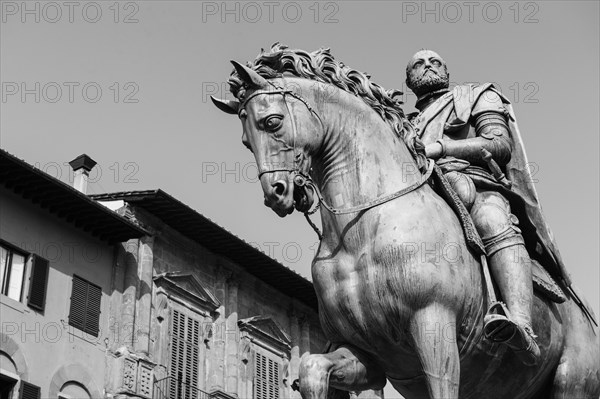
[254, 352, 280, 399]
[255, 353, 266, 399]
[187, 316, 200, 393]
[169, 310, 184, 399]
[27, 255, 49, 311]
[269, 357, 279, 399]
[19, 381, 40, 399]
[69, 275, 102, 336]
[169, 310, 200, 399]
[69, 276, 88, 331]
[84, 283, 102, 336]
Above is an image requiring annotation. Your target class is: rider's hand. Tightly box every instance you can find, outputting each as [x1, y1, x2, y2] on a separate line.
[425, 142, 444, 159]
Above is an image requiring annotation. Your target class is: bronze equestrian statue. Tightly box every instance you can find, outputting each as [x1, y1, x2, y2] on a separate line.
[212, 44, 599, 398]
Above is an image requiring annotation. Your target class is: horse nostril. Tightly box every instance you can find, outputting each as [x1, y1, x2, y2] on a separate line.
[272, 181, 286, 197]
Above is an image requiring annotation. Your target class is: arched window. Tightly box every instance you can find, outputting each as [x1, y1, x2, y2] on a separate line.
[58, 381, 91, 399]
[0, 352, 19, 399]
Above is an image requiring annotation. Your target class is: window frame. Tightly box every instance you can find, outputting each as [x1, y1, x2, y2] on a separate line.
[0, 240, 29, 303]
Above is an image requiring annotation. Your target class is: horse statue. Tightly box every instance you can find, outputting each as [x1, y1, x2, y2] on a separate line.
[211, 44, 599, 398]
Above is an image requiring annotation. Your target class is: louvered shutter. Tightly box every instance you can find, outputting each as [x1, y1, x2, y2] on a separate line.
[19, 381, 40, 399]
[169, 310, 200, 399]
[69, 276, 88, 331]
[27, 255, 49, 311]
[254, 352, 280, 399]
[170, 310, 184, 399]
[269, 357, 279, 399]
[69, 275, 102, 336]
[84, 282, 102, 336]
[255, 353, 266, 399]
[187, 316, 200, 395]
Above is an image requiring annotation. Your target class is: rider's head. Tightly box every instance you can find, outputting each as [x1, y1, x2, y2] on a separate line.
[405, 49, 450, 100]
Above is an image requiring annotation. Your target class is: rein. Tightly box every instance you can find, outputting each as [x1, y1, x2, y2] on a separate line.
[301, 159, 434, 216]
[240, 81, 435, 239]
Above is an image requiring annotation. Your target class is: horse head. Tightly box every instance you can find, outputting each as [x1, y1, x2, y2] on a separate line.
[212, 61, 325, 217]
[212, 44, 425, 219]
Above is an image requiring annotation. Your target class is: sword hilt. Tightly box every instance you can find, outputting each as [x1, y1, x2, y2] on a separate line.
[481, 148, 512, 189]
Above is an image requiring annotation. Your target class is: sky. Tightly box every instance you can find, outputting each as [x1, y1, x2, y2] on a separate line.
[1, 1, 598, 396]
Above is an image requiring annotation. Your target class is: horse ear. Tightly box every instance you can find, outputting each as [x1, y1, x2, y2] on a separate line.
[211, 96, 239, 115]
[230, 60, 268, 89]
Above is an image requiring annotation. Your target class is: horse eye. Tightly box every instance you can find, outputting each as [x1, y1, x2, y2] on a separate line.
[264, 115, 283, 132]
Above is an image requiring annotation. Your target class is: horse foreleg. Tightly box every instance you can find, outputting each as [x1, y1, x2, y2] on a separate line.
[409, 305, 460, 399]
[298, 344, 386, 399]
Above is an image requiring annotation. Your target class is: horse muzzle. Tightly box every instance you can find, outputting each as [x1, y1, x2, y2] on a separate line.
[263, 178, 295, 217]
[262, 174, 315, 217]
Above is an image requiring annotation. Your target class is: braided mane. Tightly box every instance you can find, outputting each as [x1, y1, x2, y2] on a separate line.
[228, 43, 427, 172]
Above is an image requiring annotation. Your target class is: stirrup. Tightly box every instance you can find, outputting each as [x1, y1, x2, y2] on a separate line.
[483, 302, 515, 342]
[483, 302, 540, 366]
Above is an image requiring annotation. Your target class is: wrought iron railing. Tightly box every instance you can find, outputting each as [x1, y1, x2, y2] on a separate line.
[154, 376, 213, 399]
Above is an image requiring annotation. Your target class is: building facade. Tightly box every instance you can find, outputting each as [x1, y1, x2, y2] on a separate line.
[92, 190, 328, 399]
[0, 150, 146, 399]
[1, 150, 382, 399]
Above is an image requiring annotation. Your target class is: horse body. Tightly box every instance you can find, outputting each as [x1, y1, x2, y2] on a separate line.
[213, 55, 599, 398]
[301, 78, 578, 398]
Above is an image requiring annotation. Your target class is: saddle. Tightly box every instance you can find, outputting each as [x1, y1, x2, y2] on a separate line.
[430, 164, 566, 304]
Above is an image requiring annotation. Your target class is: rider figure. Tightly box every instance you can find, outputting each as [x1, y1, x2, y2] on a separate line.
[404, 49, 545, 365]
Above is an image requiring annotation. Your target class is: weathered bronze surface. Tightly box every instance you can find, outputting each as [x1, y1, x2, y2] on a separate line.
[212, 44, 600, 398]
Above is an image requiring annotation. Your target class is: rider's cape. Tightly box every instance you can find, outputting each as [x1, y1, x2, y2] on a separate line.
[414, 83, 571, 287]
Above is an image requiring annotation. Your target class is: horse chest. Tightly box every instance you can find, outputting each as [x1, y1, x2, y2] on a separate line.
[312, 246, 420, 332]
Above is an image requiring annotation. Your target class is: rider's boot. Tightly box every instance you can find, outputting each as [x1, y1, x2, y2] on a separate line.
[483, 243, 540, 366]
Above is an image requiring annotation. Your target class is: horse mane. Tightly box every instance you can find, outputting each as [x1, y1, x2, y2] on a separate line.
[228, 43, 428, 172]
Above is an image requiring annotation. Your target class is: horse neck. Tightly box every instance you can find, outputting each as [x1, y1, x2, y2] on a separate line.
[310, 87, 421, 215]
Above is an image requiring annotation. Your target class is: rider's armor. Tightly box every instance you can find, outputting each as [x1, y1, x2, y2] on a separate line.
[410, 87, 541, 366]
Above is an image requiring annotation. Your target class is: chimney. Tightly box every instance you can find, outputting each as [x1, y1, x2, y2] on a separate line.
[68, 154, 97, 194]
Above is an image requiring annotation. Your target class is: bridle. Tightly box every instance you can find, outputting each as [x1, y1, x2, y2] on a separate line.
[239, 80, 434, 239]
[239, 81, 322, 181]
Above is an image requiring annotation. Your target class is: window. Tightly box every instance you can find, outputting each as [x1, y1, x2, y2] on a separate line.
[0, 241, 49, 312]
[68, 275, 102, 337]
[254, 352, 280, 399]
[0, 244, 26, 301]
[58, 381, 91, 399]
[0, 373, 18, 399]
[169, 309, 200, 399]
[238, 316, 288, 399]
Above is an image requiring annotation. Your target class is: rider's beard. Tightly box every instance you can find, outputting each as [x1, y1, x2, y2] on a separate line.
[407, 69, 450, 98]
